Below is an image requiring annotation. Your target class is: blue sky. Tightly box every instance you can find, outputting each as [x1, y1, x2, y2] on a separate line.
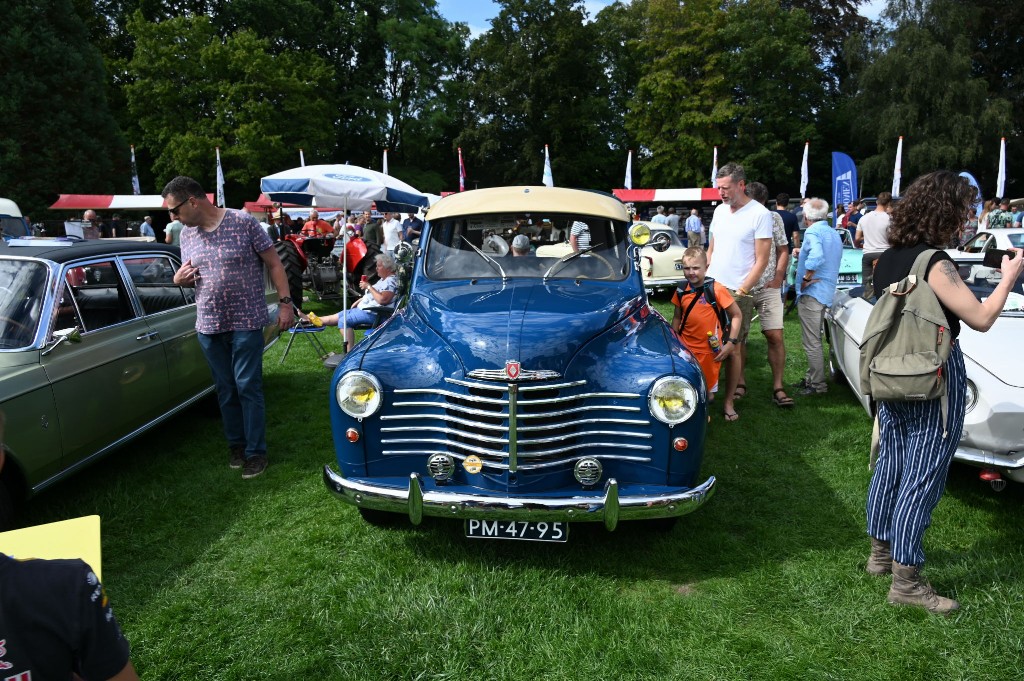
[436, 0, 886, 37]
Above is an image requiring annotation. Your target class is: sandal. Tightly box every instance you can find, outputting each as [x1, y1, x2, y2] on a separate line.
[772, 388, 795, 409]
[723, 410, 739, 422]
[733, 384, 747, 400]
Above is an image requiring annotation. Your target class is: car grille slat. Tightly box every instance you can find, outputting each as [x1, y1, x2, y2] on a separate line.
[381, 376, 651, 472]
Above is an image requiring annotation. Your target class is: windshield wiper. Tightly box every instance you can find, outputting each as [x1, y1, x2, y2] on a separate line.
[543, 243, 602, 281]
[461, 236, 506, 281]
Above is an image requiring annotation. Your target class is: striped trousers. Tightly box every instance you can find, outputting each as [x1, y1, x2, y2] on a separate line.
[866, 343, 966, 566]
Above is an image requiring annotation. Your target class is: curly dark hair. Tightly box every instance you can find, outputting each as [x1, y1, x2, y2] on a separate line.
[888, 171, 976, 248]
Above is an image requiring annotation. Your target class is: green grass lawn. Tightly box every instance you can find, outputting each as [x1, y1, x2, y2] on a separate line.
[21, 295, 1024, 680]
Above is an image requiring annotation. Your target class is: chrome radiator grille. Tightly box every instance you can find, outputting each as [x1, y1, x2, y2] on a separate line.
[380, 377, 652, 472]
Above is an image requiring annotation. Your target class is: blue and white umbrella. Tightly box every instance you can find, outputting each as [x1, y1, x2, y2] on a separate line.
[260, 164, 429, 212]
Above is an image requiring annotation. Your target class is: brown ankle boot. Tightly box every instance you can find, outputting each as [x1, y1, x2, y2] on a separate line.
[866, 537, 892, 576]
[887, 561, 960, 614]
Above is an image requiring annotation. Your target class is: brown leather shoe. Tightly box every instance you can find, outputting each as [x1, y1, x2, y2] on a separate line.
[887, 562, 959, 614]
[866, 537, 892, 576]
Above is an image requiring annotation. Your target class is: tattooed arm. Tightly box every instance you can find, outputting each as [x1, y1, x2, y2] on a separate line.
[928, 251, 1024, 331]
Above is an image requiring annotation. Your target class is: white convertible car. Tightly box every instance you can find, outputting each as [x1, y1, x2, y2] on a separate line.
[826, 255, 1024, 488]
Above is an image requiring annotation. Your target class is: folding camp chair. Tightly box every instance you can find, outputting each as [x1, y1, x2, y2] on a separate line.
[279, 320, 330, 364]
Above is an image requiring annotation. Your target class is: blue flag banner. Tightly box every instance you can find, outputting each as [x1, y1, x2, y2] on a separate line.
[959, 171, 984, 218]
[832, 152, 857, 225]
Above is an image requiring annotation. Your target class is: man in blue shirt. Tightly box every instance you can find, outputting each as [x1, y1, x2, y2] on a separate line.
[794, 197, 843, 395]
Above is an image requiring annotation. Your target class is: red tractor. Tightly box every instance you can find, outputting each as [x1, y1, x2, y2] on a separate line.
[274, 231, 380, 307]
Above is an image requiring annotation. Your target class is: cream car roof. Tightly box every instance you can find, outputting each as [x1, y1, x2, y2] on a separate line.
[425, 186, 629, 222]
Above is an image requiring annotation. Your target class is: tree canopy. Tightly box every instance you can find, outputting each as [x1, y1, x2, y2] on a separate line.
[2, 0, 1020, 216]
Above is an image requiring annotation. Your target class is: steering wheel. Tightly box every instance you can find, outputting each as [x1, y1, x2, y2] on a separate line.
[543, 250, 617, 280]
[0, 314, 32, 338]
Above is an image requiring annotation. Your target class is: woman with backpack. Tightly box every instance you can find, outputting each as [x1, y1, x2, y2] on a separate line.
[864, 170, 1024, 614]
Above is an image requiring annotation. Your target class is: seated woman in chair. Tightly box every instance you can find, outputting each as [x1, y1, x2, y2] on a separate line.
[302, 253, 399, 349]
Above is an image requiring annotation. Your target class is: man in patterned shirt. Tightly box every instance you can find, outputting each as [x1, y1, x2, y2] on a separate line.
[165, 176, 295, 479]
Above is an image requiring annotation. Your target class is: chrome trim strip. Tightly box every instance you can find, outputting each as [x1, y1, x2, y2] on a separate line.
[390, 401, 641, 418]
[508, 383, 518, 473]
[380, 425, 652, 445]
[324, 466, 716, 524]
[379, 412, 648, 432]
[463, 369, 564, 382]
[445, 378, 586, 392]
[380, 437, 651, 457]
[392, 388, 641, 405]
[377, 451, 653, 471]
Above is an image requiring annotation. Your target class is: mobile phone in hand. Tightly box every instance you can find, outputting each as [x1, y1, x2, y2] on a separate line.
[982, 248, 1016, 268]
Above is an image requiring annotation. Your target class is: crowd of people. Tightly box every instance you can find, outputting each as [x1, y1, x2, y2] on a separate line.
[669, 163, 1024, 616]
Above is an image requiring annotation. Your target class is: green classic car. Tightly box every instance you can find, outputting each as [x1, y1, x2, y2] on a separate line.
[0, 239, 281, 528]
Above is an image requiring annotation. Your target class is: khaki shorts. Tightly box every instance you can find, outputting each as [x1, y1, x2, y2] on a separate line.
[726, 287, 755, 342]
[753, 287, 785, 331]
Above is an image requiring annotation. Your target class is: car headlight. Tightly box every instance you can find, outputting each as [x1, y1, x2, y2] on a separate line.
[649, 376, 699, 425]
[335, 371, 383, 418]
[965, 379, 978, 413]
[629, 223, 651, 246]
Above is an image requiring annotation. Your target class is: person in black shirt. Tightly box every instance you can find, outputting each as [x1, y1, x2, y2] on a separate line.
[864, 170, 1024, 614]
[0, 410, 137, 679]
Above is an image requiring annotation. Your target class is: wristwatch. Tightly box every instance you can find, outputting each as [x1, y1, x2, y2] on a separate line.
[280, 296, 293, 305]
[727, 337, 739, 344]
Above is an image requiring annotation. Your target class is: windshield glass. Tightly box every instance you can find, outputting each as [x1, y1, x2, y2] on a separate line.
[955, 260, 1024, 314]
[0, 259, 49, 348]
[424, 214, 632, 281]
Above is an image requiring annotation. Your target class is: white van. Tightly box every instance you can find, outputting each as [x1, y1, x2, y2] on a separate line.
[0, 198, 31, 240]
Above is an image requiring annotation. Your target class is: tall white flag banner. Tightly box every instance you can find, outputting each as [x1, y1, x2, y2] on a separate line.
[997, 137, 1007, 199]
[215, 147, 225, 207]
[383, 149, 389, 176]
[130, 145, 141, 195]
[799, 141, 809, 198]
[624, 150, 633, 190]
[542, 144, 554, 187]
[299, 149, 305, 167]
[891, 136, 903, 198]
[711, 146, 719, 188]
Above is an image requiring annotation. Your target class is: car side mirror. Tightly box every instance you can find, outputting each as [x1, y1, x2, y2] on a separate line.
[42, 326, 82, 356]
[649, 233, 671, 253]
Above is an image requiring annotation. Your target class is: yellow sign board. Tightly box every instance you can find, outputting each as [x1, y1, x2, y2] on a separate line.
[0, 515, 103, 581]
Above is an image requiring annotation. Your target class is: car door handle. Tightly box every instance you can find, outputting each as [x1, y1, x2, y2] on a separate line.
[136, 331, 159, 341]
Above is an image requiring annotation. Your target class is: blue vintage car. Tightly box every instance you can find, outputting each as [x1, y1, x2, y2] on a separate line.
[322, 186, 716, 541]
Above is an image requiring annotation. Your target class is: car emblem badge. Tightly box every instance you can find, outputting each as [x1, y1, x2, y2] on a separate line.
[463, 455, 482, 474]
[505, 360, 521, 380]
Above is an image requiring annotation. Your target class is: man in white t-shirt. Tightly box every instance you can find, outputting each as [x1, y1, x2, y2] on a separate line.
[854, 191, 893, 300]
[706, 163, 773, 421]
[382, 212, 403, 252]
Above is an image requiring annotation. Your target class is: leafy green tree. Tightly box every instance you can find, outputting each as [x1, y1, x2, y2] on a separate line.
[0, 0, 128, 216]
[718, 0, 822, 190]
[845, 0, 1012, 192]
[457, 0, 615, 188]
[626, 0, 733, 187]
[124, 12, 333, 198]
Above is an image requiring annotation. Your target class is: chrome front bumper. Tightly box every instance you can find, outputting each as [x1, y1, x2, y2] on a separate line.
[323, 466, 716, 531]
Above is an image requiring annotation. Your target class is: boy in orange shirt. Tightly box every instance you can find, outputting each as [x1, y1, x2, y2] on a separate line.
[671, 247, 744, 421]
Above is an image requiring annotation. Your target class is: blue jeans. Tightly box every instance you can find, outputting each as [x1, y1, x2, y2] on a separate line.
[197, 330, 267, 459]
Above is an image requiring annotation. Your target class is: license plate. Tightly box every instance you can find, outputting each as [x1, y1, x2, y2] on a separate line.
[466, 519, 568, 542]
[674, 263, 683, 270]
[839, 274, 858, 282]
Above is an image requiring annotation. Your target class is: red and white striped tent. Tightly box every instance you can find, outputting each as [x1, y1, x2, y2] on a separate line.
[613, 188, 721, 203]
[49, 194, 216, 210]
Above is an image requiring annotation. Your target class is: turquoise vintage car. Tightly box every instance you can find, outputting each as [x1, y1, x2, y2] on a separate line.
[323, 187, 716, 541]
[0, 239, 281, 527]
[787, 227, 863, 291]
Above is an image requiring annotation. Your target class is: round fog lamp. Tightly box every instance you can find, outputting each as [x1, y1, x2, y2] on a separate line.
[427, 454, 456, 482]
[673, 437, 688, 451]
[965, 379, 978, 413]
[346, 428, 360, 443]
[574, 457, 603, 486]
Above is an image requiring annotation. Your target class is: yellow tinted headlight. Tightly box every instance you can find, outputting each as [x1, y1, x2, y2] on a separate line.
[649, 376, 698, 425]
[335, 371, 383, 418]
[629, 223, 651, 246]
